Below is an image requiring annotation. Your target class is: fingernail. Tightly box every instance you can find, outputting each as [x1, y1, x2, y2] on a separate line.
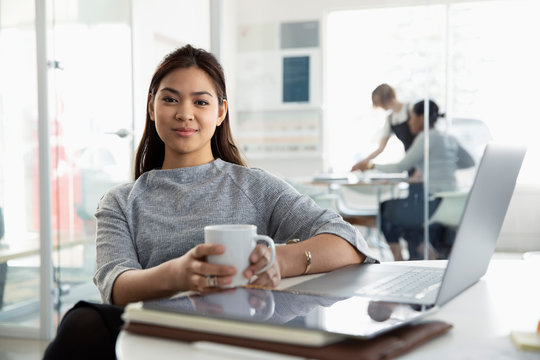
[245, 270, 253, 278]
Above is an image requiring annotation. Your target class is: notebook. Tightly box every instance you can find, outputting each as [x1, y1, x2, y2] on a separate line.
[288, 142, 526, 306]
[122, 319, 452, 359]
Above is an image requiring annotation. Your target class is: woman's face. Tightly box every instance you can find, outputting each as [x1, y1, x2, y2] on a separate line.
[148, 66, 227, 168]
[408, 110, 424, 135]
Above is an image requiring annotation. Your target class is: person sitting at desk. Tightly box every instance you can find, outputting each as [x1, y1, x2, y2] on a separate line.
[355, 99, 475, 261]
[43, 44, 377, 360]
[351, 83, 415, 175]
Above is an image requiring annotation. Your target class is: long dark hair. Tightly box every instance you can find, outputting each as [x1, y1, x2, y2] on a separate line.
[134, 45, 246, 179]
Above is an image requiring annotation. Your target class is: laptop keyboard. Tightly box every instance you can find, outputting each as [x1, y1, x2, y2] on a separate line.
[354, 268, 444, 300]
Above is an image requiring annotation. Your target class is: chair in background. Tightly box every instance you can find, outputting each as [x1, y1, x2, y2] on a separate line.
[406, 118, 489, 259]
[286, 179, 389, 260]
[331, 184, 378, 228]
[429, 191, 469, 228]
[284, 179, 338, 211]
[330, 184, 392, 260]
[427, 190, 469, 259]
[447, 118, 492, 162]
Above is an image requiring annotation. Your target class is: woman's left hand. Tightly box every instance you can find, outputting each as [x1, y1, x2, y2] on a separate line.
[244, 244, 281, 288]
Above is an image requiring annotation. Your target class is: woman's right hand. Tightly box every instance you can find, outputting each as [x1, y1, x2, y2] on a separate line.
[173, 243, 237, 293]
[111, 244, 237, 306]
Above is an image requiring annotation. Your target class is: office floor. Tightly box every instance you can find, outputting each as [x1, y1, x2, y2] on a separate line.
[0, 251, 526, 360]
[0, 338, 49, 360]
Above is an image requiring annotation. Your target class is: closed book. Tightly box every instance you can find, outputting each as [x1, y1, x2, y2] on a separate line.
[123, 319, 452, 360]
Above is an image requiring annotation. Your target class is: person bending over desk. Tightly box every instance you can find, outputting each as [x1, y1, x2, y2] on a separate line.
[355, 99, 475, 261]
[43, 44, 378, 360]
[351, 83, 415, 175]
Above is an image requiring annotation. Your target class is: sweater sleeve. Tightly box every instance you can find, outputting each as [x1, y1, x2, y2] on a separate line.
[375, 133, 424, 173]
[93, 186, 142, 304]
[456, 143, 475, 169]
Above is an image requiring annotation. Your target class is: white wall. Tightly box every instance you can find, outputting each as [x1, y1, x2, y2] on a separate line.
[131, 0, 211, 146]
[498, 185, 540, 252]
[223, 0, 331, 177]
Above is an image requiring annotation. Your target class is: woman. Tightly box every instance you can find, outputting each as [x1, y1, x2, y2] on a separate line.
[356, 99, 475, 260]
[44, 45, 376, 359]
[351, 83, 415, 173]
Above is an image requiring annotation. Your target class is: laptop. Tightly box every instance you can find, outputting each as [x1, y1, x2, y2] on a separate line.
[287, 142, 526, 306]
[124, 143, 525, 344]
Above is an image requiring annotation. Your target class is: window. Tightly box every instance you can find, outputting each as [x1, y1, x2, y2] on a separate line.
[326, 0, 540, 184]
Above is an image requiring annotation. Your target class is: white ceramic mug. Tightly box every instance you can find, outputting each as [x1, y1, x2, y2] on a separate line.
[204, 224, 276, 287]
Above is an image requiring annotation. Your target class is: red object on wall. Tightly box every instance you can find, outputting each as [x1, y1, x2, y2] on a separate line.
[32, 119, 82, 234]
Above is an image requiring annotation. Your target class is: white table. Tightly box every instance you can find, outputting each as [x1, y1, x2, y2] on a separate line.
[311, 175, 408, 261]
[116, 259, 540, 359]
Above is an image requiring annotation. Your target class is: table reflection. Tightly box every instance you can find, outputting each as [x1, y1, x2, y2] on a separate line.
[142, 287, 433, 338]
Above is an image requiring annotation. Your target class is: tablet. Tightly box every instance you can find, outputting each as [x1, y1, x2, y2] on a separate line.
[123, 287, 437, 346]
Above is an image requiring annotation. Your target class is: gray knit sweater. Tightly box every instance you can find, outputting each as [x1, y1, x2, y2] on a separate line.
[375, 130, 475, 193]
[93, 159, 377, 303]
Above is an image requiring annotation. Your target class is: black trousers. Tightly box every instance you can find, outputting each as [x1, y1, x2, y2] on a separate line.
[43, 301, 124, 360]
[380, 183, 442, 259]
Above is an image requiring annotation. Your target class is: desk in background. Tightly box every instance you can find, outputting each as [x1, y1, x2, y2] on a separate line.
[0, 234, 94, 310]
[116, 258, 540, 359]
[310, 172, 409, 261]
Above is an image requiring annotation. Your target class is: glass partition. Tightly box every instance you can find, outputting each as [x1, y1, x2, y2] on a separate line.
[48, 0, 134, 319]
[326, 5, 452, 261]
[1, 0, 211, 339]
[323, 0, 539, 261]
[0, 0, 42, 335]
[0, 0, 134, 338]
[225, 0, 539, 262]
[225, 1, 460, 262]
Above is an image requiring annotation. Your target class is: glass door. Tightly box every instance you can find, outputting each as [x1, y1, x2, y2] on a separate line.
[0, 0, 43, 337]
[0, 0, 134, 338]
[49, 0, 134, 319]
